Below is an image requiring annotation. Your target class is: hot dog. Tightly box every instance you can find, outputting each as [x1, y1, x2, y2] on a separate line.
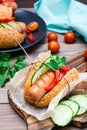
[0, 0, 18, 11]
[2, 1, 18, 11]
[27, 71, 55, 103]
[0, 4, 26, 48]
[24, 54, 79, 107]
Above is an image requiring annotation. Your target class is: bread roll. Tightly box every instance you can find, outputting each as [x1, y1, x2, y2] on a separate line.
[0, 28, 26, 48]
[0, 5, 12, 19]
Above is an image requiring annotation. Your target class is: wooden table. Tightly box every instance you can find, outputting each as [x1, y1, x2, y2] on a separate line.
[15, 0, 37, 8]
[0, 8, 87, 130]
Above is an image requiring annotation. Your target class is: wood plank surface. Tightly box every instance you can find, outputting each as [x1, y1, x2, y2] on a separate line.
[0, 104, 27, 130]
[15, 0, 37, 8]
[0, 7, 87, 130]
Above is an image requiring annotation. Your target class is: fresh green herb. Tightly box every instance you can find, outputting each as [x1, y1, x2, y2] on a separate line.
[0, 53, 27, 87]
[46, 55, 66, 70]
[9, 69, 16, 78]
[16, 56, 26, 62]
[0, 69, 10, 87]
[0, 52, 10, 61]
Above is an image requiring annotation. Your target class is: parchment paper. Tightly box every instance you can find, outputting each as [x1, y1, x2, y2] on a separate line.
[6, 52, 87, 120]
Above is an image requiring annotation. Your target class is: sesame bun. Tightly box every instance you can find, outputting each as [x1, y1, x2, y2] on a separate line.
[0, 28, 26, 48]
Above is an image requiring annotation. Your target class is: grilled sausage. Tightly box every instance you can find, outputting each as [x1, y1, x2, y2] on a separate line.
[27, 71, 55, 102]
[17, 22, 27, 32]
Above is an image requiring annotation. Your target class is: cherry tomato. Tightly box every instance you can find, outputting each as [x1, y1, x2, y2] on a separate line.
[27, 21, 39, 32]
[48, 41, 60, 53]
[47, 32, 58, 41]
[64, 31, 75, 43]
[84, 50, 87, 60]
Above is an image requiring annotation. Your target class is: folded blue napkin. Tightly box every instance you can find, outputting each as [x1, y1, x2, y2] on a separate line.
[34, 0, 87, 42]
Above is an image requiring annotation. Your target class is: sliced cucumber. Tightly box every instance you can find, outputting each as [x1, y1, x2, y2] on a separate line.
[1, 23, 13, 29]
[60, 100, 80, 117]
[83, 94, 87, 97]
[8, 21, 22, 32]
[69, 94, 87, 115]
[51, 104, 73, 127]
[31, 64, 49, 85]
[0, 24, 4, 28]
[31, 55, 57, 85]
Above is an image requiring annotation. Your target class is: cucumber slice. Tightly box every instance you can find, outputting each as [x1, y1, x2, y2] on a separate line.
[0, 24, 4, 28]
[60, 100, 80, 117]
[31, 55, 57, 84]
[31, 64, 49, 85]
[8, 21, 22, 32]
[1, 23, 13, 29]
[83, 94, 87, 97]
[51, 104, 73, 127]
[69, 94, 87, 115]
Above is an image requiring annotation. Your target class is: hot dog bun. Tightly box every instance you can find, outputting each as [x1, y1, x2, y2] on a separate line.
[24, 55, 79, 108]
[0, 5, 26, 48]
[0, 28, 26, 48]
[2, 1, 18, 11]
[0, 5, 12, 19]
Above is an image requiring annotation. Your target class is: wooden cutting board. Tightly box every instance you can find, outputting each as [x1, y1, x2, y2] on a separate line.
[8, 52, 87, 130]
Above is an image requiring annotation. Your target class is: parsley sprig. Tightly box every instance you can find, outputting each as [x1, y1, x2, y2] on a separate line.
[45, 55, 66, 70]
[0, 53, 27, 87]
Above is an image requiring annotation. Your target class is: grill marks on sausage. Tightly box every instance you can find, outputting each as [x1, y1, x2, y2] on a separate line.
[28, 71, 55, 102]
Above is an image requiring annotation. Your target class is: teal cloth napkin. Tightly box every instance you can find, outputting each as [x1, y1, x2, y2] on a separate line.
[34, 0, 87, 42]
